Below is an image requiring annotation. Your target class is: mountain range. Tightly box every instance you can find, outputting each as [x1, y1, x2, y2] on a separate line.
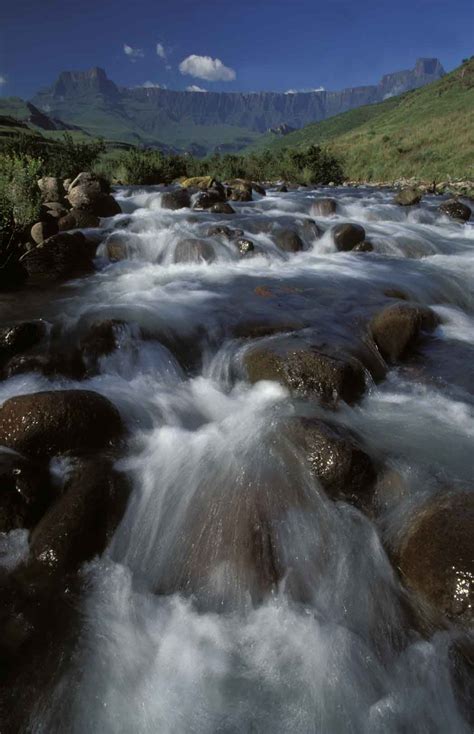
[25, 58, 445, 154]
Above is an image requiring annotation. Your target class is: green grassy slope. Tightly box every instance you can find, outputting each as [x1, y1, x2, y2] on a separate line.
[249, 59, 474, 181]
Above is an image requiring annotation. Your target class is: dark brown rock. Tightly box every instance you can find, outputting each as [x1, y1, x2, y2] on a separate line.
[397, 492, 474, 624]
[352, 240, 374, 253]
[0, 321, 47, 366]
[80, 320, 126, 368]
[40, 202, 69, 221]
[192, 189, 226, 210]
[312, 198, 337, 216]
[57, 209, 100, 231]
[244, 345, 366, 405]
[161, 188, 191, 210]
[289, 418, 376, 506]
[0, 451, 55, 533]
[234, 237, 255, 255]
[30, 221, 58, 245]
[439, 199, 471, 222]
[21, 232, 96, 281]
[370, 303, 439, 363]
[394, 188, 422, 206]
[174, 238, 215, 263]
[106, 237, 128, 262]
[251, 182, 266, 196]
[0, 390, 123, 459]
[92, 194, 121, 218]
[210, 202, 235, 214]
[233, 320, 303, 339]
[332, 223, 366, 251]
[272, 228, 304, 253]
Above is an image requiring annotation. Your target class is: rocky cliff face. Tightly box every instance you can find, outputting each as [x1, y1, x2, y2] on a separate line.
[31, 59, 445, 151]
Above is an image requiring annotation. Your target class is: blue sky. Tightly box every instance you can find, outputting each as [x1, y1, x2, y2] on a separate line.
[1, 0, 473, 98]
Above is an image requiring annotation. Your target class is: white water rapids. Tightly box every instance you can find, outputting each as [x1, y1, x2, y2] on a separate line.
[1, 185, 473, 732]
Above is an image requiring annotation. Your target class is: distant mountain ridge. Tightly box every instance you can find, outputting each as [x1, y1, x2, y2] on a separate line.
[30, 58, 445, 153]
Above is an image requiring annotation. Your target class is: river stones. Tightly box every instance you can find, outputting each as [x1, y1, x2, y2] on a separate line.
[298, 217, 322, 244]
[30, 221, 58, 245]
[394, 188, 422, 206]
[192, 189, 226, 210]
[79, 319, 127, 371]
[370, 303, 439, 363]
[57, 209, 100, 231]
[0, 321, 47, 368]
[26, 456, 129, 582]
[234, 237, 255, 255]
[233, 319, 303, 339]
[0, 450, 55, 533]
[21, 231, 96, 281]
[210, 202, 235, 214]
[311, 197, 337, 216]
[37, 177, 64, 204]
[252, 182, 266, 196]
[173, 238, 216, 263]
[352, 240, 373, 252]
[289, 418, 376, 506]
[332, 223, 366, 251]
[0, 390, 123, 459]
[161, 188, 191, 210]
[397, 492, 474, 624]
[244, 344, 366, 405]
[272, 228, 304, 253]
[439, 199, 471, 222]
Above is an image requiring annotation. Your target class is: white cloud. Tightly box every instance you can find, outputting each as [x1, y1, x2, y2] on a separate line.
[123, 43, 145, 62]
[156, 42, 166, 59]
[0, 75, 7, 86]
[179, 54, 236, 82]
[285, 86, 325, 94]
[139, 81, 166, 89]
[186, 84, 207, 92]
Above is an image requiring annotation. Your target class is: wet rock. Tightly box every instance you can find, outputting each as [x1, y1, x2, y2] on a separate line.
[370, 303, 439, 363]
[79, 320, 126, 368]
[210, 202, 235, 214]
[252, 182, 266, 196]
[37, 177, 63, 204]
[277, 184, 288, 193]
[30, 221, 58, 245]
[174, 238, 215, 263]
[272, 228, 304, 253]
[352, 240, 373, 253]
[0, 451, 54, 533]
[332, 223, 366, 251]
[383, 288, 409, 300]
[244, 344, 367, 405]
[397, 492, 474, 624]
[0, 390, 124, 459]
[66, 173, 114, 215]
[233, 320, 303, 339]
[207, 225, 234, 239]
[192, 189, 226, 210]
[0, 321, 47, 367]
[289, 418, 376, 506]
[297, 217, 322, 244]
[234, 237, 255, 255]
[106, 237, 128, 262]
[311, 197, 337, 216]
[92, 194, 121, 218]
[69, 172, 110, 195]
[439, 199, 471, 222]
[57, 209, 100, 231]
[40, 201, 69, 221]
[180, 176, 215, 190]
[21, 232, 96, 281]
[394, 188, 422, 206]
[25, 456, 130, 582]
[161, 188, 191, 210]
[229, 188, 253, 202]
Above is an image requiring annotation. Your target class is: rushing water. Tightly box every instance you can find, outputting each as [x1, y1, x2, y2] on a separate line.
[1, 185, 473, 732]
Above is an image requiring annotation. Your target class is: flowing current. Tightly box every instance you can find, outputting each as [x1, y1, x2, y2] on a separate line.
[1, 185, 473, 732]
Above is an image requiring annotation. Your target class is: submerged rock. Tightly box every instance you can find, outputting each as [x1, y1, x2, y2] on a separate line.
[0, 321, 47, 367]
[0, 450, 55, 533]
[370, 303, 439, 363]
[244, 344, 367, 405]
[161, 188, 191, 210]
[210, 202, 235, 214]
[234, 237, 255, 255]
[174, 238, 216, 263]
[439, 199, 471, 222]
[289, 417, 376, 506]
[394, 188, 422, 206]
[332, 223, 366, 251]
[272, 228, 304, 253]
[397, 492, 474, 624]
[311, 197, 337, 216]
[0, 390, 124, 459]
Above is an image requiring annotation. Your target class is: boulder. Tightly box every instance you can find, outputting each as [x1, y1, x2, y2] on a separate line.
[63, 178, 72, 193]
[229, 188, 253, 202]
[311, 198, 337, 216]
[25, 457, 129, 581]
[161, 188, 191, 210]
[394, 188, 422, 206]
[210, 202, 235, 214]
[277, 184, 288, 193]
[21, 232, 96, 281]
[69, 172, 110, 195]
[289, 418, 376, 506]
[179, 176, 215, 190]
[233, 320, 302, 339]
[37, 177, 63, 204]
[298, 218, 322, 244]
[439, 199, 471, 222]
[272, 228, 304, 253]
[251, 182, 266, 196]
[192, 190, 226, 210]
[57, 209, 100, 231]
[0, 390, 124, 459]
[106, 237, 128, 262]
[234, 237, 255, 255]
[207, 226, 244, 240]
[397, 492, 474, 624]
[40, 202, 69, 221]
[244, 344, 366, 405]
[30, 221, 58, 245]
[90, 194, 121, 218]
[332, 223, 366, 251]
[173, 239, 215, 263]
[79, 320, 126, 368]
[352, 240, 373, 253]
[370, 303, 439, 363]
[0, 450, 54, 533]
[0, 321, 47, 366]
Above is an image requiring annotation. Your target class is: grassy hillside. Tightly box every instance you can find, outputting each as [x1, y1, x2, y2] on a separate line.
[249, 58, 474, 181]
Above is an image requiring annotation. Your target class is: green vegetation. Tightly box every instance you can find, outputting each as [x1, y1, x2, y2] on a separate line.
[249, 58, 474, 181]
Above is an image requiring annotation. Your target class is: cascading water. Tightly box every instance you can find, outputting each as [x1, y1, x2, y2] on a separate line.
[1, 185, 473, 733]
